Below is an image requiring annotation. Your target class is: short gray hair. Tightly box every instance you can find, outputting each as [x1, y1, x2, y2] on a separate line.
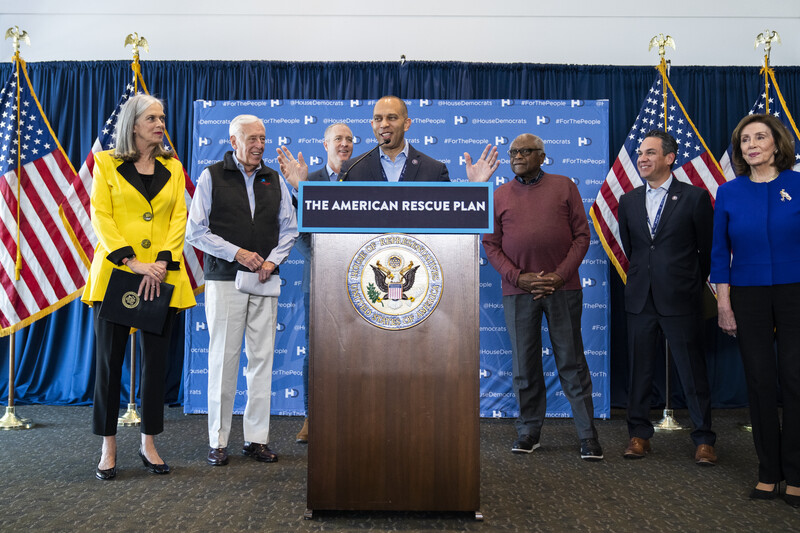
[113, 94, 173, 162]
[229, 115, 263, 141]
[324, 122, 352, 141]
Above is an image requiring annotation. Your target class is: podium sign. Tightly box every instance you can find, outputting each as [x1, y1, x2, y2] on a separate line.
[304, 183, 488, 515]
[299, 182, 492, 233]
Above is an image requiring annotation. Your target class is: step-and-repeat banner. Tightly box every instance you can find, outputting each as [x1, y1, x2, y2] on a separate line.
[183, 98, 610, 419]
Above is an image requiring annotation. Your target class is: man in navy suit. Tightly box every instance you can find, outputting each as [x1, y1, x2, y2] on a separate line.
[340, 95, 497, 182]
[617, 129, 716, 465]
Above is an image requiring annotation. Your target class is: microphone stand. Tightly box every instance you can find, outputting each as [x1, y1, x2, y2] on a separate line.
[338, 139, 389, 181]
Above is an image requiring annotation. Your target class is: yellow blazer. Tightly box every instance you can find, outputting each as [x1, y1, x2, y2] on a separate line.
[81, 150, 196, 310]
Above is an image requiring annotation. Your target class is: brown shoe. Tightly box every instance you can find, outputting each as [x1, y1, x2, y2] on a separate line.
[242, 441, 278, 463]
[296, 417, 309, 444]
[694, 444, 717, 466]
[623, 437, 651, 459]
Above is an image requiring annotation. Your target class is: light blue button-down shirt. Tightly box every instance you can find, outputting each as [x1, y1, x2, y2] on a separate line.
[379, 141, 410, 182]
[645, 175, 673, 237]
[186, 153, 298, 266]
[325, 163, 338, 182]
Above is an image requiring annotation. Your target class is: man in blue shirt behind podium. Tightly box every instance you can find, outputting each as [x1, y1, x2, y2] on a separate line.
[341, 95, 498, 183]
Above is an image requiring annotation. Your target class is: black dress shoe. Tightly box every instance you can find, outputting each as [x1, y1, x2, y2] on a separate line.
[139, 449, 170, 475]
[207, 446, 229, 466]
[749, 484, 778, 500]
[242, 441, 278, 463]
[785, 490, 800, 508]
[96, 464, 116, 480]
[96, 453, 116, 480]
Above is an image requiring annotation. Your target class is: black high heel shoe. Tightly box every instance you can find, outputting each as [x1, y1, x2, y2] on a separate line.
[139, 449, 170, 475]
[785, 485, 800, 508]
[96, 454, 117, 480]
[749, 483, 779, 500]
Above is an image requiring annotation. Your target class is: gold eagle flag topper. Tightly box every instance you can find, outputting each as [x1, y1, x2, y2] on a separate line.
[755, 29, 781, 115]
[648, 34, 676, 133]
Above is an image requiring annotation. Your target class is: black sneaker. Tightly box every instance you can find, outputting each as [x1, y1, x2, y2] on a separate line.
[580, 438, 604, 461]
[511, 434, 541, 454]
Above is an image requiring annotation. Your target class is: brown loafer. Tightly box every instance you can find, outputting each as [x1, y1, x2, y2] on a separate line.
[242, 442, 278, 463]
[623, 437, 651, 459]
[694, 444, 717, 466]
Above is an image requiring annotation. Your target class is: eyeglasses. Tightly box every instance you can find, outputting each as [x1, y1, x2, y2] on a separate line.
[508, 148, 542, 157]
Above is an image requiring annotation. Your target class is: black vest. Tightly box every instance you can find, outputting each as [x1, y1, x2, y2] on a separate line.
[203, 151, 281, 281]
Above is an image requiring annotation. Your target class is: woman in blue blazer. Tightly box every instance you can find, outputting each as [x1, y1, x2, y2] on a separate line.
[711, 113, 800, 507]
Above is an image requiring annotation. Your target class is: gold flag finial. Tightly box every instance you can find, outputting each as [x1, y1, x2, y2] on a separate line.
[124, 32, 149, 60]
[4, 26, 30, 56]
[648, 34, 676, 61]
[756, 30, 781, 114]
[755, 29, 780, 63]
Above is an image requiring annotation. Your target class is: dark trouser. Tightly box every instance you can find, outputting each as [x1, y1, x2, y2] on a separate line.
[92, 306, 176, 436]
[503, 290, 597, 441]
[626, 291, 715, 446]
[731, 283, 800, 485]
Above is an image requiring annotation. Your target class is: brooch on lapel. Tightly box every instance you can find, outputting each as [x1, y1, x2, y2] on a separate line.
[780, 189, 792, 202]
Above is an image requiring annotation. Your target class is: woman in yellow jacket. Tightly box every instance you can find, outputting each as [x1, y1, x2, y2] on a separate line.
[82, 94, 195, 480]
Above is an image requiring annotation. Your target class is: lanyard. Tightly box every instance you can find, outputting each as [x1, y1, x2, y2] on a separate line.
[647, 190, 668, 238]
[380, 158, 408, 182]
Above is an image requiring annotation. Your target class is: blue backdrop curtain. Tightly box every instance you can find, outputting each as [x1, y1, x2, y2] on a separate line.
[2, 60, 798, 408]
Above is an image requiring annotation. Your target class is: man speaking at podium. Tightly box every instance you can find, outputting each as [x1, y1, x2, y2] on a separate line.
[340, 95, 498, 183]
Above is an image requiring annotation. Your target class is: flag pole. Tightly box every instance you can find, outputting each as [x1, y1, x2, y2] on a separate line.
[1, 27, 33, 430]
[117, 331, 141, 426]
[648, 33, 686, 432]
[736, 29, 782, 434]
[116, 33, 149, 428]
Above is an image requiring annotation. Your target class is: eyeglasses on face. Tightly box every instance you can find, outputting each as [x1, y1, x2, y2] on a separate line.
[508, 148, 542, 157]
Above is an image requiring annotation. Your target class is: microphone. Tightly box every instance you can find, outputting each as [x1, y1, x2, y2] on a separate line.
[338, 139, 389, 181]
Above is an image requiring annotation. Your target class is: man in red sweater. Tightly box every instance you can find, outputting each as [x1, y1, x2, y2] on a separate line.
[482, 133, 602, 461]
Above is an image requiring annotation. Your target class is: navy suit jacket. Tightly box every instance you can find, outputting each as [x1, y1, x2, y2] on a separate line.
[339, 144, 449, 182]
[618, 178, 713, 316]
[307, 167, 331, 182]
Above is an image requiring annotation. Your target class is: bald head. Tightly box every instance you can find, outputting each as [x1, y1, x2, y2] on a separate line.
[371, 96, 412, 157]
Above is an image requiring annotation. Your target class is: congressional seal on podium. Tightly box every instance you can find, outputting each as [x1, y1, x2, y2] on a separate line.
[347, 234, 443, 330]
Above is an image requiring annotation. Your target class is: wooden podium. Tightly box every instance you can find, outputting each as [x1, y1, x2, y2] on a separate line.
[300, 183, 490, 518]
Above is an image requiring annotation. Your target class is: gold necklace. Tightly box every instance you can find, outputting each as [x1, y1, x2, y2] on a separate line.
[750, 172, 779, 183]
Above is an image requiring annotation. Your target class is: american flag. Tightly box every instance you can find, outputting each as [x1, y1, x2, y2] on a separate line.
[0, 60, 90, 335]
[69, 73, 204, 293]
[719, 69, 800, 180]
[590, 73, 727, 281]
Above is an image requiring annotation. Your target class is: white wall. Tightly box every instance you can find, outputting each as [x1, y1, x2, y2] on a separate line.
[1, 1, 799, 66]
